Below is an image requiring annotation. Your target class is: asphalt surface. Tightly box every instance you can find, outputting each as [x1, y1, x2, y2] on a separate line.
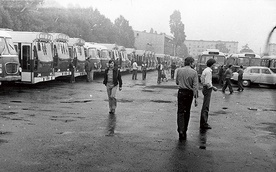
[0, 70, 275, 172]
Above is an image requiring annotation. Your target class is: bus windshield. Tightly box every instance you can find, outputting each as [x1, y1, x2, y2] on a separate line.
[76, 46, 85, 61]
[101, 50, 109, 58]
[87, 48, 98, 59]
[36, 42, 53, 62]
[200, 55, 225, 64]
[6, 38, 17, 55]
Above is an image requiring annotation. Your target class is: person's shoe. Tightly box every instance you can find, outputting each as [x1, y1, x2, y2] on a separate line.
[230, 91, 233, 94]
[222, 90, 225, 93]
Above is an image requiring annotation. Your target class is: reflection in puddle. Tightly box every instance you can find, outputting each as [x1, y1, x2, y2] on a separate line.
[106, 113, 116, 136]
[198, 129, 207, 149]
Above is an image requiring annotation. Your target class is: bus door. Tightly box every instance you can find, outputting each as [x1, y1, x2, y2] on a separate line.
[20, 43, 33, 82]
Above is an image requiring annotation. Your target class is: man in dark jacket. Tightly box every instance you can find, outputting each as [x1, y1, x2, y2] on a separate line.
[222, 65, 233, 94]
[103, 60, 123, 114]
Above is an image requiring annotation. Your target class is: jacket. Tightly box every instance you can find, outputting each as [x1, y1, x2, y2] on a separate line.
[103, 68, 123, 87]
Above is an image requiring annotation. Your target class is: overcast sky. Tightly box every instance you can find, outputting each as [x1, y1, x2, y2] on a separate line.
[57, 0, 276, 54]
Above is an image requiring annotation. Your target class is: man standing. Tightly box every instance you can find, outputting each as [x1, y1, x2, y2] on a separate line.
[171, 62, 177, 79]
[103, 60, 122, 114]
[132, 60, 138, 80]
[175, 57, 198, 141]
[141, 61, 147, 80]
[237, 65, 244, 92]
[222, 65, 233, 94]
[200, 58, 217, 130]
[85, 57, 91, 82]
[69, 59, 75, 83]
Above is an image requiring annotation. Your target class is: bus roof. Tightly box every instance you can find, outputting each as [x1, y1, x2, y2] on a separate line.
[51, 33, 69, 42]
[84, 42, 107, 50]
[8, 31, 53, 43]
[0, 30, 12, 38]
[261, 55, 276, 59]
[229, 53, 261, 58]
[155, 53, 166, 58]
[68, 38, 85, 46]
[135, 50, 146, 56]
[98, 43, 118, 50]
[201, 49, 225, 56]
[125, 48, 136, 54]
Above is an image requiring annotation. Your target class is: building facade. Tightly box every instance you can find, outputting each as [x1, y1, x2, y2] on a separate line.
[268, 43, 276, 55]
[134, 31, 174, 55]
[184, 40, 239, 57]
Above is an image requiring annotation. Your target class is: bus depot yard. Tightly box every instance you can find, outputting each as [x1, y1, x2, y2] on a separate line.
[0, 70, 275, 172]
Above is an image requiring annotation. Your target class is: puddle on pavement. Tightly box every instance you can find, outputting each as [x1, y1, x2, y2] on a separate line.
[0, 139, 8, 144]
[151, 100, 173, 103]
[209, 110, 229, 116]
[117, 99, 134, 103]
[142, 89, 155, 92]
[260, 122, 276, 136]
[0, 131, 12, 135]
[146, 85, 178, 89]
[10, 100, 22, 103]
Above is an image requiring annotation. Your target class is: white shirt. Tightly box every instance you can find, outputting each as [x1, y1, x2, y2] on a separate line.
[201, 67, 213, 88]
[132, 62, 138, 70]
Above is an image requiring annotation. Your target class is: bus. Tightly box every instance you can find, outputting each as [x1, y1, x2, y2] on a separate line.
[68, 38, 86, 77]
[225, 53, 261, 72]
[0, 30, 21, 84]
[260, 55, 276, 73]
[98, 43, 120, 69]
[197, 49, 226, 79]
[84, 42, 102, 73]
[118, 46, 131, 72]
[51, 33, 71, 78]
[9, 31, 55, 84]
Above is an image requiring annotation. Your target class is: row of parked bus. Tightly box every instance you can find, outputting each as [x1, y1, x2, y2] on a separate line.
[196, 49, 276, 80]
[0, 29, 182, 85]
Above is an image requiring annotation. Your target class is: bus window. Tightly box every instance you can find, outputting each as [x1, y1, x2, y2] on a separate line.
[0, 38, 5, 54]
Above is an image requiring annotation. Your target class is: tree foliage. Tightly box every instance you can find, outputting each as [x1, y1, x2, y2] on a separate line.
[169, 10, 187, 56]
[0, 4, 135, 47]
[215, 43, 230, 53]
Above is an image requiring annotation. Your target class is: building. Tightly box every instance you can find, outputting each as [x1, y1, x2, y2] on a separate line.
[134, 31, 174, 55]
[268, 43, 276, 55]
[184, 40, 238, 57]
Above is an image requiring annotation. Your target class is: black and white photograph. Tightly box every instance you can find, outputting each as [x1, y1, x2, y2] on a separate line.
[0, 0, 276, 171]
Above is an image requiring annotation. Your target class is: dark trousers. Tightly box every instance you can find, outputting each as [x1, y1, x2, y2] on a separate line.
[200, 87, 212, 127]
[222, 78, 233, 93]
[171, 70, 175, 79]
[237, 76, 244, 91]
[132, 70, 137, 80]
[157, 70, 162, 83]
[142, 70, 147, 80]
[177, 89, 194, 134]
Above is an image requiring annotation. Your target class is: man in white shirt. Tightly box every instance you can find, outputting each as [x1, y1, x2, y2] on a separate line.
[132, 60, 138, 80]
[200, 58, 217, 130]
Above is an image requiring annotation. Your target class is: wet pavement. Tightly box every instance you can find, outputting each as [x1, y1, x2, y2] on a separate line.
[0, 70, 276, 172]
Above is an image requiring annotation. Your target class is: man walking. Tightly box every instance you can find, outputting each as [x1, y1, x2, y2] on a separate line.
[171, 62, 177, 79]
[237, 65, 244, 92]
[200, 58, 217, 130]
[175, 57, 198, 141]
[222, 65, 233, 94]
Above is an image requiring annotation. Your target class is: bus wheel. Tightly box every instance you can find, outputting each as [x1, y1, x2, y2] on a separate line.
[242, 80, 251, 87]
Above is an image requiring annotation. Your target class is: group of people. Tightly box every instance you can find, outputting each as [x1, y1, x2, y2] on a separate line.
[218, 65, 244, 94]
[102, 57, 244, 142]
[175, 57, 218, 140]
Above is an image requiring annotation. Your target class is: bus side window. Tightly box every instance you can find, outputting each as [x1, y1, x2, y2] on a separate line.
[22, 45, 31, 71]
[33, 45, 38, 71]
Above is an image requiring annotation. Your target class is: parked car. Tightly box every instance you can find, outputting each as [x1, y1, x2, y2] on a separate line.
[231, 66, 276, 87]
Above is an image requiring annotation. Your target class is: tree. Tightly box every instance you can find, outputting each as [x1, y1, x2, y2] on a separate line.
[169, 10, 187, 56]
[114, 15, 135, 47]
[215, 43, 229, 53]
[240, 44, 254, 53]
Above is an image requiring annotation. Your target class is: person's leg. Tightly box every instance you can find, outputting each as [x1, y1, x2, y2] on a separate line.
[135, 70, 137, 80]
[227, 78, 233, 93]
[200, 87, 212, 128]
[106, 86, 113, 113]
[110, 86, 118, 113]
